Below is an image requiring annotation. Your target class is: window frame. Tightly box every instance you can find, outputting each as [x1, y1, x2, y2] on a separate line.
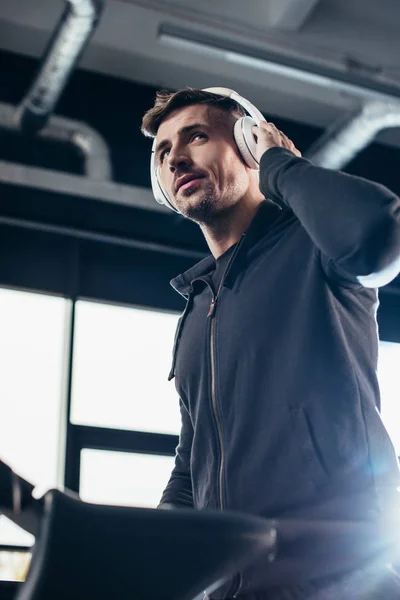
[63, 299, 178, 493]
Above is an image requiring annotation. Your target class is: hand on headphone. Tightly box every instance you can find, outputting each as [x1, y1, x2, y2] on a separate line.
[252, 121, 302, 164]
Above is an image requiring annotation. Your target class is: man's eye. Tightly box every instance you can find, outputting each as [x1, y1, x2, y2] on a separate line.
[192, 133, 206, 141]
[159, 134, 206, 163]
[160, 149, 170, 162]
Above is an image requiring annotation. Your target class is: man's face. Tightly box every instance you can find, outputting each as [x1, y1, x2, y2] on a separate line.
[155, 104, 251, 223]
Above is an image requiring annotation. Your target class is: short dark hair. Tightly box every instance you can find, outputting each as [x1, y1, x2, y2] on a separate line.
[141, 88, 246, 138]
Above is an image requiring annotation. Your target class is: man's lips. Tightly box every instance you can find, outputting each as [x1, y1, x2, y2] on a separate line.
[175, 174, 205, 192]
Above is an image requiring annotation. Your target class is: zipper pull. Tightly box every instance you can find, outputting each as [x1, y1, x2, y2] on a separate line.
[207, 297, 216, 318]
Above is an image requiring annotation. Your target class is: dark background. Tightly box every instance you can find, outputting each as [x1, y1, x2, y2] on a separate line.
[0, 49, 399, 339]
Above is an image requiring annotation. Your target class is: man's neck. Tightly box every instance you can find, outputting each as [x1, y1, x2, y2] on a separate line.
[201, 198, 264, 258]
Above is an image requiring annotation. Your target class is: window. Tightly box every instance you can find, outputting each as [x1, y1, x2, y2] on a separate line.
[79, 449, 175, 507]
[378, 341, 400, 453]
[70, 300, 181, 435]
[0, 550, 31, 582]
[0, 287, 67, 546]
[0, 519, 34, 548]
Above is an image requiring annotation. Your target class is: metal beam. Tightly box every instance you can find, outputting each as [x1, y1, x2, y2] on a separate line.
[267, 0, 321, 31]
[72, 424, 178, 456]
[0, 215, 205, 260]
[0, 160, 165, 212]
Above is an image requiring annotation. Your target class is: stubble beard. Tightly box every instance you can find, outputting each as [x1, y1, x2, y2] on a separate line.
[176, 179, 220, 225]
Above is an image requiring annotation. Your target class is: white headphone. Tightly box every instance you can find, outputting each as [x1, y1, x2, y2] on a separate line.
[150, 87, 265, 212]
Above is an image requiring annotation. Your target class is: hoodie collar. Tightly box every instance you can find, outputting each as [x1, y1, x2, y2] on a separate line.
[171, 199, 282, 297]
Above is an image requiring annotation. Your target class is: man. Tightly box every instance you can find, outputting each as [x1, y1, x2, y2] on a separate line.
[141, 88, 400, 599]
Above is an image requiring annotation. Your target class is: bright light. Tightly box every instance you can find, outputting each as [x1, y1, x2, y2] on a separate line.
[0, 287, 67, 546]
[378, 341, 400, 452]
[80, 449, 175, 508]
[70, 300, 181, 435]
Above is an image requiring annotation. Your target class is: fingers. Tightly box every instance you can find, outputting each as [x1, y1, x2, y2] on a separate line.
[255, 121, 302, 157]
[277, 128, 302, 157]
[252, 122, 283, 149]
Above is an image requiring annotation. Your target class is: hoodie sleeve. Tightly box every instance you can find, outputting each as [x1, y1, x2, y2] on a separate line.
[158, 398, 194, 509]
[259, 147, 400, 288]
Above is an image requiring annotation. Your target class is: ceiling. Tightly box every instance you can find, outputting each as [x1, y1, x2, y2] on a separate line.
[1, 0, 400, 146]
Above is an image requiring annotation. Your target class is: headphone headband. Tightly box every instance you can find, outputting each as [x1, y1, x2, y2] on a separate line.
[202, 87, 264, 125]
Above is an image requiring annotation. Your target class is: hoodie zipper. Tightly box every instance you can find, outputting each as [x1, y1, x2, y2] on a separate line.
[207, 238, 244, 509]
[208, 240, 245, 600]
[209, 314, 224, 508]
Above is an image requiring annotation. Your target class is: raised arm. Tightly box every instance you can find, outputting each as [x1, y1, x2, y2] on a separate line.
[259, 146, 400, 288]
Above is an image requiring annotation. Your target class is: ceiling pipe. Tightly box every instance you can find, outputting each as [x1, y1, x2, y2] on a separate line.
[40, 113, 112, 180]
[0, 102, 112, 180]
[305, 101, 400, 169]
[15, 0, 104, 133]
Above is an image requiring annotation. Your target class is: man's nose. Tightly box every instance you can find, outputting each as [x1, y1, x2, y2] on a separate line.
[168, 150, 191, 172]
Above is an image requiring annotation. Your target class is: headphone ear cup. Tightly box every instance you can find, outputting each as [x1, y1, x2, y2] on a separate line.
[151, 164, 166, 204]
[150, 155, 179, 212]
[234, 116, 259, 170]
